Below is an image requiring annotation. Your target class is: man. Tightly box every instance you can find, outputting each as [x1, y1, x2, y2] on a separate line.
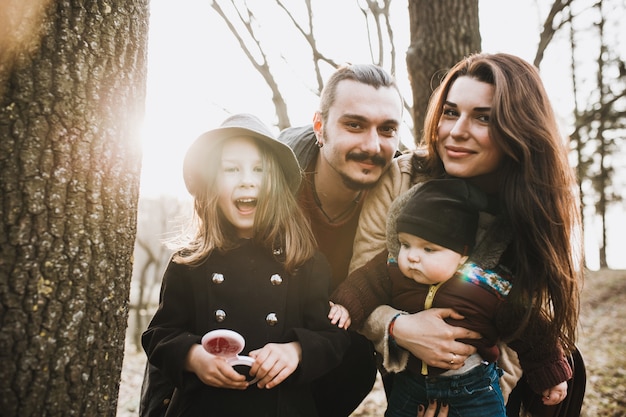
[279, 63, 404, 417]
[139, 63, 404, 417]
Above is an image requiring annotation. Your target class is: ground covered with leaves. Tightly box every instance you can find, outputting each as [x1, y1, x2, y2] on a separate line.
[117, 269, 626, 416]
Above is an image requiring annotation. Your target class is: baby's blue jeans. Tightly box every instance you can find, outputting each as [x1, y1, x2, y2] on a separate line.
[385, 361, 506, 417]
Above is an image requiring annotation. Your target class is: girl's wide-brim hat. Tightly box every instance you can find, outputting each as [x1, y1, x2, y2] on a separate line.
[183, 113, 302, 196]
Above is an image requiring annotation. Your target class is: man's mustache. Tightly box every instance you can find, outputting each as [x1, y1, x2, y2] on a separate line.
[346, 152, 387, 167]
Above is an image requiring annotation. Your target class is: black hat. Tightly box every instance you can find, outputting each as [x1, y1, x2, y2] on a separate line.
[396, 179, 488, 255]
[183, 113, 302, 196]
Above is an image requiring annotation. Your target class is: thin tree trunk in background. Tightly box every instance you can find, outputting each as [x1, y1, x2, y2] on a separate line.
[594, 0, 609, 269]
[406, 0, 481, 144]
[0, 1, 149, 416]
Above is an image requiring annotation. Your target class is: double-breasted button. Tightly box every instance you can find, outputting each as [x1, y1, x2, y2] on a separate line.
[212, 273, 224, 284]
[270, 274, 282, 285]
[265, 313, 278, 326]
[215, 309, 226, 322]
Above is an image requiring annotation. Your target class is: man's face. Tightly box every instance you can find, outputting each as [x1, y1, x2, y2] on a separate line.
[314, 79, 402, 190]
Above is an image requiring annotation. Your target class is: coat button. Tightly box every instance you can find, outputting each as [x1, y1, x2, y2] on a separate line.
[215, 309, 226, 322]
[270, 274, 282, 285]
[265, 313, 278, 326]
[212, 273, 224, 284]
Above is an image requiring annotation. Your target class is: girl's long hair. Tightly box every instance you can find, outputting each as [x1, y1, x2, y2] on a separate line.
[172, 136, 315, 275]
[421, 53, 583, 351]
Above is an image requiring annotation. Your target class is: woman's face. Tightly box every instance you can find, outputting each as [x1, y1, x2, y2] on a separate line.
[436, 76, 504, 188]
[217, 136, 263, 238]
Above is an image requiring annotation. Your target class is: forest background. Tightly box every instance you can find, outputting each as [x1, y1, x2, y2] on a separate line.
[1, 0, 624, 416]
[125, 1, 626, 415]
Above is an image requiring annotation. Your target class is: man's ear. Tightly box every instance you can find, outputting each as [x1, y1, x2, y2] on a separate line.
[312, 112, 323, 142]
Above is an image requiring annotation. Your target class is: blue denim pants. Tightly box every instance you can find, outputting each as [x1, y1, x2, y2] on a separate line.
[385, 361, 506, 417]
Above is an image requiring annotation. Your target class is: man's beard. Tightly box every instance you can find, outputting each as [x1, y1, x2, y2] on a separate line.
[339, 173, 378, 191]
[340, 151, 387, 191]
[321, 129, 388, 191]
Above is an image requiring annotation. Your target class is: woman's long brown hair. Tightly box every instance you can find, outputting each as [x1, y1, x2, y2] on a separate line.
[421, 53, 583, 352]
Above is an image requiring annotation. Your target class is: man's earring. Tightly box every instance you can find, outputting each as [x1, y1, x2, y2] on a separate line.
[315, 139, 323, 148]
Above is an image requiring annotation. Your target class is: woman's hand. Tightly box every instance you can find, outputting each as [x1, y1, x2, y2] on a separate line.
[542, 381, 568, 405]
[328, 301, 351, 329]
[393, 308, 480, 369]
[248, 341, 302, 389]
[184, 344, 248, 389]
[418, 400, 449, 417]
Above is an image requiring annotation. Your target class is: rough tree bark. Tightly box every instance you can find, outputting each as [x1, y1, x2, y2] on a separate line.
[406, 0, 481, 143]
[0, 1, 149, 416]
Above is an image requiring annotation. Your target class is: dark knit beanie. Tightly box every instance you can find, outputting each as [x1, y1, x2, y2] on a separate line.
[396, 179, 488, 255]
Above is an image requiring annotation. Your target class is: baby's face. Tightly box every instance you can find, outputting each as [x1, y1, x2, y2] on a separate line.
[397, 232, 467, 285]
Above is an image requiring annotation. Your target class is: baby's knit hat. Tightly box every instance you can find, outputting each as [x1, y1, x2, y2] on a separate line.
[396, 178, 488, 255]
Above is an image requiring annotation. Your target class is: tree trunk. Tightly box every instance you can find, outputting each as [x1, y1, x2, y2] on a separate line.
[0, 1, 148, 416]
[406, 0, 481, 143]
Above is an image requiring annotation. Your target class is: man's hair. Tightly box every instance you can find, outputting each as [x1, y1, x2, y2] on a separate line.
[318, 63, 401, 123]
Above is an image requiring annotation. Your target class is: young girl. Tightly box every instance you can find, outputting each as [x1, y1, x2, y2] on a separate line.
[142, 113, 350, 417]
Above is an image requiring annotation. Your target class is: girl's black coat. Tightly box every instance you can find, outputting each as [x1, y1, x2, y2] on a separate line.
[142, 240, 350, 417]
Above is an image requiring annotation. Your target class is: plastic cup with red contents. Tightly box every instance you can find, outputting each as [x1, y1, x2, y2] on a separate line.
[201, 329, 258, 384]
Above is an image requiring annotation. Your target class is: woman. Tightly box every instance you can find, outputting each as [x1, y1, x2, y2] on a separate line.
[331, 53, 584, 416]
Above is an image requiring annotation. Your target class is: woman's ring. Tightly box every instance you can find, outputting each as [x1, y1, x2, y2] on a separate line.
[450, 353, 457, 365]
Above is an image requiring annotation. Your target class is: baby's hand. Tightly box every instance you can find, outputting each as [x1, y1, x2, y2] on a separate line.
[328, 301, 351, 329]
[542, 381, 568, 405]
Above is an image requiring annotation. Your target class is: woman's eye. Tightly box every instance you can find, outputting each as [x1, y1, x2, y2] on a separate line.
[442, 108, 458, 117]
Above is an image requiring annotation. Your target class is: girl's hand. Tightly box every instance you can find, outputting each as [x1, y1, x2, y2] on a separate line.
[248, 341, 302, 389]
[418, 400, 449, 417]
[184, 344, 248, 389]
[542, 381, 568, 405]
[328, 301, 351, 329]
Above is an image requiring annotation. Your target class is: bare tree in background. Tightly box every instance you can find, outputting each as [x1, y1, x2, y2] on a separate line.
[583, 0, 625, 268]
[406, 0, 481, 142]
[533, 0, 574, 68]
[129, 197, 188, 351]
[0, 1, 148, 415]
[567, 5, 592, 230]
[563, 0, 626, 269]
[209, 0, 401, 131]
